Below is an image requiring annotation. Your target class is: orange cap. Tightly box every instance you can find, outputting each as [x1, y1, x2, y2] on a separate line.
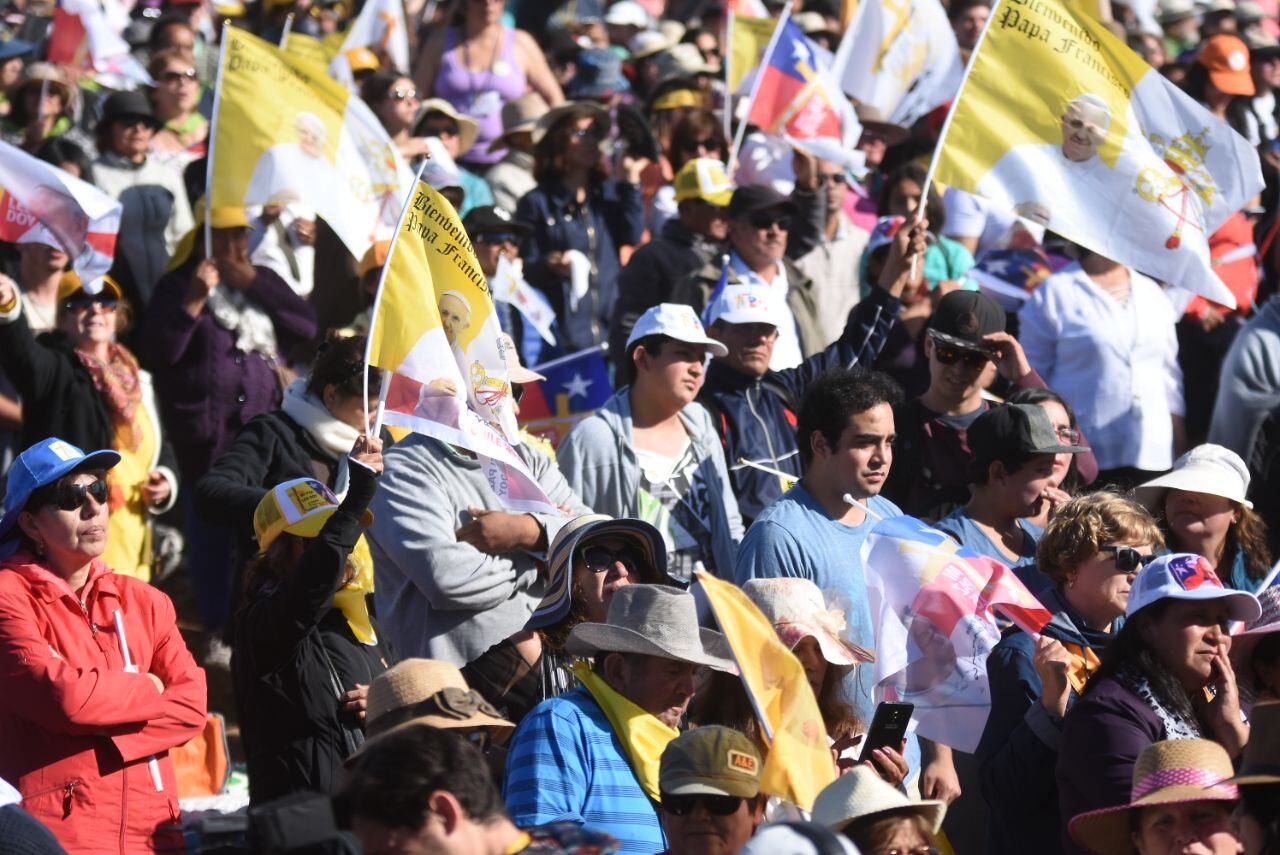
[1199, 35, 1257, 96]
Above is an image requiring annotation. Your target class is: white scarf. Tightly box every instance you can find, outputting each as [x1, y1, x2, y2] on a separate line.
[1119, 664, 1203, 741]
[206, 283, 279, 359]
[281, 379, 360, 497]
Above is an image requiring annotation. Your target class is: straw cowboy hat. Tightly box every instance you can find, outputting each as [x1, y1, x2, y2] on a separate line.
[1229, 700, 1280, 785]
[813, 766, 946, 834]
[527, 514, 668, 631]
[413, 98, 479, 158]
[565, 585, 738, 673]
[1230, 585, 1280, 695]
[362, 658, 513, 744]
[742, 578, 874, 667]
[1069, 739, 1239, 855]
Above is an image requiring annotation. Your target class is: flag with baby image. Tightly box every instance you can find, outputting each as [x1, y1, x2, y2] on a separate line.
[208, 27, 404, 262]
[0, 139, 121, 292]
[365, 177, 560, 513]
[861, 516, 1052, 752]
[931, 0, 1262, 307]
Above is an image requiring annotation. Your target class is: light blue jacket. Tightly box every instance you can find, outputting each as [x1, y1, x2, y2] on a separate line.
[557, 389, 743, 578]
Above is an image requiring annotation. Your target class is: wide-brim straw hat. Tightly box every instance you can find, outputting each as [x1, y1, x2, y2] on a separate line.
[531, 101, 611, 146]
[1228, 585, 1280, 690]
[854, 104, 910, 148]
[1069, 739, 1239, 855]
[527, 514, 669, 631]
[742, 578, 874, 667]
[813, 766, 946, 834]
[361, 658, 513, 747]
[413, 98, 479, 158]
[565, 584, 738, 673]
[1135, 443, 1253, 511]
[1229, 700, 1280, 785]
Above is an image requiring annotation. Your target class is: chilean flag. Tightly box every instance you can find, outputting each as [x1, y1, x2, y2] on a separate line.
[746, 20, 848, 143]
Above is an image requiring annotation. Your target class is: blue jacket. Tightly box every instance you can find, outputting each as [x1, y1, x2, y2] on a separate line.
[697, 285, 901, 523]
[515, 178, 645, 354]
[976, 587, 1114, 855]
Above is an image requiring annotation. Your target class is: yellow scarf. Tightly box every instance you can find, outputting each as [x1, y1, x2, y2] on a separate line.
[332, 535, 376, 645]
[570, 661, 679, 802]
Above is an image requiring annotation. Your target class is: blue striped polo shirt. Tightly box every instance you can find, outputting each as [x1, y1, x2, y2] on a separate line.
[504, 687, 666, 854]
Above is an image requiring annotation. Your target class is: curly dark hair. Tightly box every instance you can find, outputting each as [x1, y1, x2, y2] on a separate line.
[306, 333, 382, 401]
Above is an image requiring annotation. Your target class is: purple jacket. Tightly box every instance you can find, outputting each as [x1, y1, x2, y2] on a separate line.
[142, 264, 317, 480]
[1055, 676, 1164, 854]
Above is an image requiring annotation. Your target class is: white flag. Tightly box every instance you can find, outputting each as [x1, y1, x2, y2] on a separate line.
[330, 0, 410, 87]
[832, 0, 963, 127]
[492, 255, 557, 345]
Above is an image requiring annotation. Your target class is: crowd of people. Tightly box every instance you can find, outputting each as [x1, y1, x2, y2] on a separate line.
[1, 0, 1280, 852]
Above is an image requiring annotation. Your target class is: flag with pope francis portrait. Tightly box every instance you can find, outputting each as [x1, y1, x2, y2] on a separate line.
[365, 177, 560, 514]
[208, 27, 404, 261]
[932, 0, 1262, 307]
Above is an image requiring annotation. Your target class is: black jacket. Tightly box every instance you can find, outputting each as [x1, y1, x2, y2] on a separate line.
[230, 462, 393, 805]
[194, 410, 340, 533]
[609, 218, 725, 368]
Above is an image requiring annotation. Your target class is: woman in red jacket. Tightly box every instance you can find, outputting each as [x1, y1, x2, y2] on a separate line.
[0, 437, 207, 853]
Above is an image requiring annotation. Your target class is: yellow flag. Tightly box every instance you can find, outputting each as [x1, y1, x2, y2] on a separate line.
[695, 571, 836, 810]
[932, 0, 1261, 306]
[209, 27, 404, 261]
[366, 178, 559, 513]
[282, 30, 345, 66]
[729, 14, 777, 93]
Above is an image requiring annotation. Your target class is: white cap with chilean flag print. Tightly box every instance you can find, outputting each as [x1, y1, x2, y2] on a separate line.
[1126, 553, 1261, 622]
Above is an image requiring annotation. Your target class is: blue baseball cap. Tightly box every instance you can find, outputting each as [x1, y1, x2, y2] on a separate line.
[0, 438, 120, 556]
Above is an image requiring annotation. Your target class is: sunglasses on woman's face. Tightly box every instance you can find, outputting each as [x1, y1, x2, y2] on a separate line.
[1100, 544, 1156, 574]
[387, 86, 418, 102]
[160, 68, 198, 85]
[661, 793, 744, 816]
[582, 546, 642, 574]
[64, 294, 118, 313]
[44, 478, 109, 512]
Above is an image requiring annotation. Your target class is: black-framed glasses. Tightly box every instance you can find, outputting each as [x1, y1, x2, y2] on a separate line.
[117, 116, 153, 130]
[581, 546, 642, 575]
[387, 86, 418, 101]
[1056, 426, 1081, 445]
[820, 172, 848, 186]
[476, 231, 519, 245]
[1100, 544, 1157, 574]
[63, 295, 118, 313]
[932, 342, 992, 369]
[159, 68, 198, 85]
[44, 478, 109, 512]
[747, 211, 789, 230]
[662, 794, 745, 816]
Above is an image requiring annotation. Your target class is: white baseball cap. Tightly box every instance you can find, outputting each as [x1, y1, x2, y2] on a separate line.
[605, 0, 651, 28]
[626, 303, 728, 357]
[1126, 553, 1261, 622]
[706, 284, 779, 327]
[1134, 443, 1253, 510]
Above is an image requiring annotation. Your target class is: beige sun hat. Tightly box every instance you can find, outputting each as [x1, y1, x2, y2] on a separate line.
[363, 658, 513, 744]
[1228, 584, 1280, 692]
[813, 766, 946, 834]
[488, 93, 549, 152]
[413, 98, 480, 157]
[501, 332, 546, 384]
[742, 578, 874, 667]
[565, 584, 738, 673]
[1135, 443, 1254, 510]
[1068, 739, 1239, 855]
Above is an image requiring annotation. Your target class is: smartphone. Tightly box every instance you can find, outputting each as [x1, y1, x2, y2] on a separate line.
[857, 702, 914, 764]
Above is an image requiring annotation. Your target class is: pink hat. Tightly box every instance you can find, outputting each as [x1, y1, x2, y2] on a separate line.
[742, 578, 873, 666]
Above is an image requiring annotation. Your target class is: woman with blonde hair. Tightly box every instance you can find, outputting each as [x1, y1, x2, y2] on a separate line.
[978, 491, 1164, 854]
[1136, 443, 1273, 593]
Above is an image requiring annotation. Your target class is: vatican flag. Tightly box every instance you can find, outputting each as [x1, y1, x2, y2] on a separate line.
[932, 0, 1263, 306]
[208, 27, 404, 262]
[728, 13, 777, 94]
[366, 177, 559, 513]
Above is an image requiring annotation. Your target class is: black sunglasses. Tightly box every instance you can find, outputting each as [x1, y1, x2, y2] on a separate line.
[932, 342, 992, 369]
[581, 546, 642, 575]
[159, 68, 198, 84]
[477, 231, 520, 245]
[747, 211, 789, 230]
[63, 295, 118, 312]
[1100, 544, 1157, 573]
[44, 478, 109, 512]
[511, 383, 525, 404]
[662, 794, 745, 816]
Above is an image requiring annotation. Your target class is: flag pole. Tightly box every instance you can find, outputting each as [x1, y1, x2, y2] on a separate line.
[279, 12, 295, 48]
[362, 157, 432, 436]
[727, 2, 792, 175]
[203, 21, 231, 260]
[723, 9, 736, 146]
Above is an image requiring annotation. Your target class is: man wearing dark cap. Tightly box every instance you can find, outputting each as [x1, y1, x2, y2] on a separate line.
[671, 177, 827, 371]
[462, 206, 550, 367]
[882, 289, 1049, 521]
[935, 403, 1087, 585]
[657, 726, 766, 855]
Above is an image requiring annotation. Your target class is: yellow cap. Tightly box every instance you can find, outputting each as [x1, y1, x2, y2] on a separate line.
[253, 477, 373, 551]
[57, 271, 123, 301]
[346, 46, 379, 72]
[673, 157, 734, 207]
[167, 199, 251, 271]
[650, 88, 707, 112]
